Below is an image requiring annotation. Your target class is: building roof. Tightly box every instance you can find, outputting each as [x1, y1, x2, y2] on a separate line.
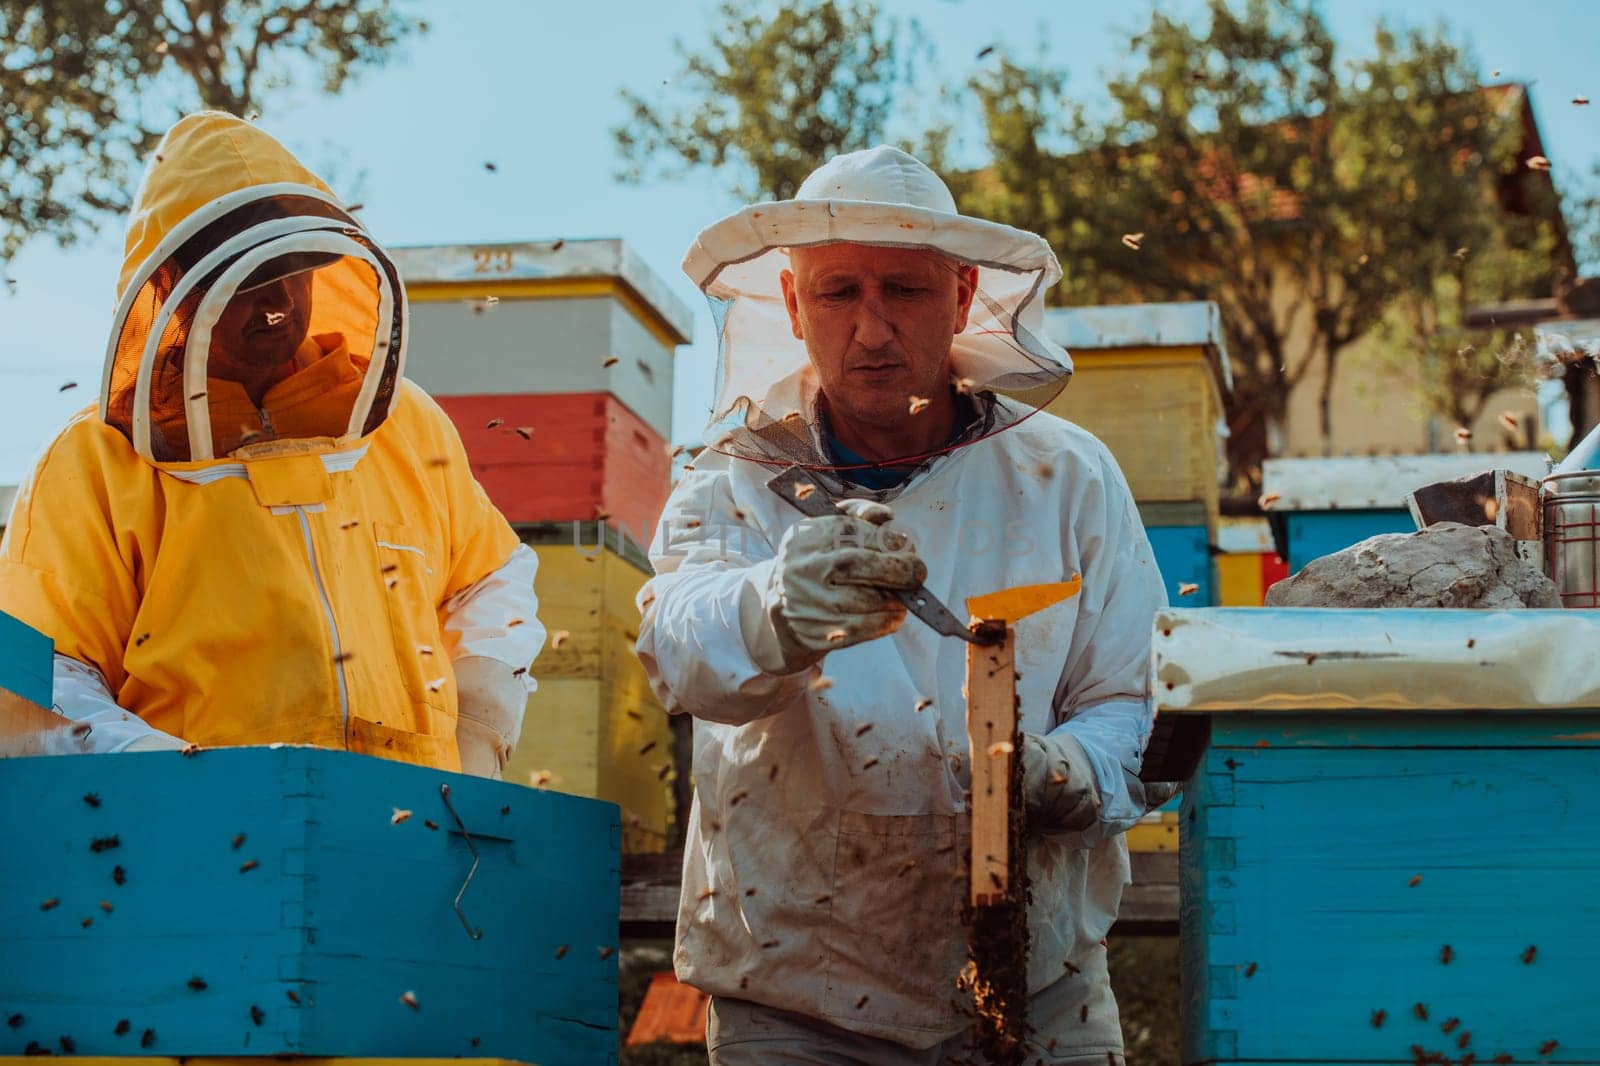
[390, 238, 695, 345]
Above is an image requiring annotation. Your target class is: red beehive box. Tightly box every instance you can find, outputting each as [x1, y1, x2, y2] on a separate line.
[437, 391, 672, 544]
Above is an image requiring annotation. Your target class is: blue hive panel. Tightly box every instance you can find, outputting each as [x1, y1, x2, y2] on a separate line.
[1180, 711, 1600, 1065]
[1147, 524, 1215, 606]
[0, 747, 620, 1064]
[0, 610, 52, 708]
[1283, 508, 1413, 572]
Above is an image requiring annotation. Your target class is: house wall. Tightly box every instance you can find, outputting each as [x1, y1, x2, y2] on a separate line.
[1265, 265, 1541, 458]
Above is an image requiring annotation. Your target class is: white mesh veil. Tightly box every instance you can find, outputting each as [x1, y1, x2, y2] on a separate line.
[683, 147, 1073, 474]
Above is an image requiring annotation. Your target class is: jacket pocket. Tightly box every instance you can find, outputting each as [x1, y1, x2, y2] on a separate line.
[818, 810, 969, 1037]
[373, 521, 450, 715]
[349, 715, 454, 771]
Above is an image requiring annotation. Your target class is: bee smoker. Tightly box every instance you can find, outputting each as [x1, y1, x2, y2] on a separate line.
[1407, 420, 1600, 608]
[1531, 420, 1600, 607]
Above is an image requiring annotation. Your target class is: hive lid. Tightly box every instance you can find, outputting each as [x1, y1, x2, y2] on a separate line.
[1155, 607, 1600, 712]
[1043, 300, 1233, 390]
[391, 238, 694, 344]
[1261, 453, 1551, 512]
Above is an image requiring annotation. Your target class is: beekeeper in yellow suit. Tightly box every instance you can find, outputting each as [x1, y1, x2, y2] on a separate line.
[0, 112, 541, 776]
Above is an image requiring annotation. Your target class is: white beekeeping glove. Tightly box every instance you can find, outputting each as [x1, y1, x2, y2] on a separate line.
[743, 499, 926, 675]
[453, 655, 527, 779]
[1021, 731, 1102, 833]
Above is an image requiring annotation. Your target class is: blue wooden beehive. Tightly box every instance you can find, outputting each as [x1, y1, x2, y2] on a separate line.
[0, 609, 52, 709]
[1148, 523, 1215, 605]
[1158, 608, 1600, 1065]
[1279, 508, 1412, 573]
[1260, 454, 1551, 573]
[0, 747, 620, 1063]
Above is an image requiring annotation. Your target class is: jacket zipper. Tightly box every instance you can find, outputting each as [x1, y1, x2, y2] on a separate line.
[294, 507, 350, 747]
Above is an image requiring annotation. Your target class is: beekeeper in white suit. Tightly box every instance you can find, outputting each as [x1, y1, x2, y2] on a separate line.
[636, 146, 1168, 1064]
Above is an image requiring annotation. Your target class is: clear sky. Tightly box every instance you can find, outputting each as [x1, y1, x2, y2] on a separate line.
[0, 0, 1595, 485]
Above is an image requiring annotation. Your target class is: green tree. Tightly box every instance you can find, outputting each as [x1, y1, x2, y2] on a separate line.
[962, 0, 1571, 483]
[612, 0, 910, 202]
[1, 0, 422, 261]
[1378, 197, 1564, 444]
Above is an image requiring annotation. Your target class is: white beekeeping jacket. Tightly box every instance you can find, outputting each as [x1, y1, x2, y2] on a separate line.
[637, 401, 1167, 1047]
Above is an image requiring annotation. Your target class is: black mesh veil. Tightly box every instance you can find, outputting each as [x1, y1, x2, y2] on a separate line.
[101, 188, 404, 463]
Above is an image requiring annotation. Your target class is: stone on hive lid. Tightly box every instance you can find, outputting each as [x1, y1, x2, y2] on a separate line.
[1264, 522, 1558, 609]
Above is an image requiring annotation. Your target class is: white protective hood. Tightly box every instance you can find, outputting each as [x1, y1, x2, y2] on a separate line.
[682, 146, 1073, 467]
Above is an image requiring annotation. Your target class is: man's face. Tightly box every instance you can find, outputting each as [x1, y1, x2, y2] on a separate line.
[209, 271, 314, 383]
[781, 243, 977, 429]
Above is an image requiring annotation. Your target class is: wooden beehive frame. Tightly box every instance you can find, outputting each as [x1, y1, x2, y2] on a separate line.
[966, 619, 1017, 907]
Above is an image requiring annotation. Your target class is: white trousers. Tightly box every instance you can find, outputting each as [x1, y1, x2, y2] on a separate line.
[706, 956, 1125, 1065]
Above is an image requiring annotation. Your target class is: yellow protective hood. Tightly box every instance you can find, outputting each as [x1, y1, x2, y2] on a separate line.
[102, 111, 406, 465]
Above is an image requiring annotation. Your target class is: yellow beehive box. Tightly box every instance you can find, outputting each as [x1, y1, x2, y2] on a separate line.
[507, 535, 673, 853]
[1042, 302, 1231, 516]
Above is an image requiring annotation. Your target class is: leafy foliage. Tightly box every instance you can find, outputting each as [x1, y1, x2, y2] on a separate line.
[961, 0, 1570, 481]
[613, 0, 910, 202]
[0, 0, 422, 260]
[612, 0, 1584, 483]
